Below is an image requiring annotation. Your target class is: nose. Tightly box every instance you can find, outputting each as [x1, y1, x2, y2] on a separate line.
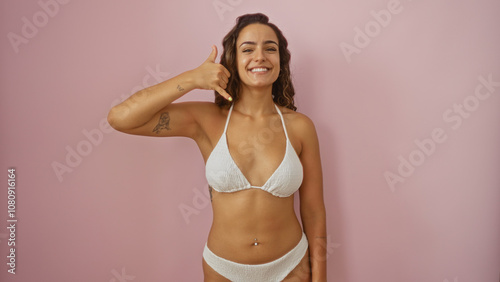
[253, 47, 266, 62]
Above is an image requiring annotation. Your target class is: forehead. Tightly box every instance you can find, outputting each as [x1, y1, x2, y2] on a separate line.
[237, 24, 278, 45]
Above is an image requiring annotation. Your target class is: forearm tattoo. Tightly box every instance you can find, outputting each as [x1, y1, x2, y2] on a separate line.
[152, 112, 171, 134]
[177, 84, 184, 92]
[208, 185, 213, 202]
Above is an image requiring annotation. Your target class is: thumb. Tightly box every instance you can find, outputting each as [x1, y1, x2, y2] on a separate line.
[206, 45, 217, 63]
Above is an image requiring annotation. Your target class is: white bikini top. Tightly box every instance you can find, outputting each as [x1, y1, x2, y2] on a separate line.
[205, 103, 303, 197]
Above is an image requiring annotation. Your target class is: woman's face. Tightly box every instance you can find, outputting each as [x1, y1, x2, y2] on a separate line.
[236, 23, 280, 90]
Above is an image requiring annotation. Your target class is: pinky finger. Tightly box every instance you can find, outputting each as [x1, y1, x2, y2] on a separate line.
[215, 86, 232, 101]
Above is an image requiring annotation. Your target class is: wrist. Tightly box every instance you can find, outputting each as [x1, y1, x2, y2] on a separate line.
[183, 69, 199, 90]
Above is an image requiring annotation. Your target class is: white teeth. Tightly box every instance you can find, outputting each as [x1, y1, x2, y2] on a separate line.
[251, 68, 268, 73]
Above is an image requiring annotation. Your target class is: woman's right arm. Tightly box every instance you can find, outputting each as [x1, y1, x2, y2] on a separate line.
[107, 46, 231, 138]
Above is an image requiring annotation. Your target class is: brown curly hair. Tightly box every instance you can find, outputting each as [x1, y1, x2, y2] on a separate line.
[214, 13, 297, 111]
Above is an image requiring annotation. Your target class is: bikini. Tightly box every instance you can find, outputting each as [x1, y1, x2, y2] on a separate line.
[204, 103, 307, 281]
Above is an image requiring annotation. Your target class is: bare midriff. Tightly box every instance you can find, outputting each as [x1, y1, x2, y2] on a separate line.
[207, 187, 303, 264]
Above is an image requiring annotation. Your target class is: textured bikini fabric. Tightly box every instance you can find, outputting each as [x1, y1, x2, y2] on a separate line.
[205, 103, 303, 197]
[203, 232, 308, 281]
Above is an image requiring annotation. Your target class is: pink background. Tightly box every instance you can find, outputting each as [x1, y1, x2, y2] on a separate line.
[1, 0, 499, 281]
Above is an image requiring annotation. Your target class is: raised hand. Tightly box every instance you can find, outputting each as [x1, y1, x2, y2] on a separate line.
[192, 45, 232, 101]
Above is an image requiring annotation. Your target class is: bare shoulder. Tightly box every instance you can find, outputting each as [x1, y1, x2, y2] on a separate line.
[173, 100, 228, 125]
[183, 100, 230, 139]
[278, 106, 317, 136]
[278, 106, 319, 156]
[178, 99, 229, 128]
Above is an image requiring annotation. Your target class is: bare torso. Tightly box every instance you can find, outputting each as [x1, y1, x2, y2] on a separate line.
[197, 103, 304, 264]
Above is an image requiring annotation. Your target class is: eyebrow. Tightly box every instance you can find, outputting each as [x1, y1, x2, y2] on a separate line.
[239, 40, 278, 47]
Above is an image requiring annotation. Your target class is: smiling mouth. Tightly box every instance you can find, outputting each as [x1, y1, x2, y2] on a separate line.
[249, 67, 270, 73]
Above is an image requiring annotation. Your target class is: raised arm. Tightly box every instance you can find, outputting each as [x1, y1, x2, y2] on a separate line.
[107, 46, 232, 139]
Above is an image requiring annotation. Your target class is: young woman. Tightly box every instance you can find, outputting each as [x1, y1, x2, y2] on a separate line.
[108, 13, 326, 282]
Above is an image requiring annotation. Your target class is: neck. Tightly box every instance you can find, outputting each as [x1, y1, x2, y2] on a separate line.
[235, 85, 275, 116]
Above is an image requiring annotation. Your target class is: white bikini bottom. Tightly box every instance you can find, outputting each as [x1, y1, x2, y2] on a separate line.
[202, 232, 308, 281]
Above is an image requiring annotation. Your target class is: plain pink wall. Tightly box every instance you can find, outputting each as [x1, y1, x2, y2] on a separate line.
[1, 0, 499, 281]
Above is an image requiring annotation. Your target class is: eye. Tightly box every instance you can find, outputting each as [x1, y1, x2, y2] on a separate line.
[266, 47, 277, 52]
[242, 49, 253, 53]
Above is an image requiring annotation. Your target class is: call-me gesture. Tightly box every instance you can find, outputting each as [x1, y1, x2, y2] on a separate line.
[108, 45, 233, 136]
[192, 45, 232, 101]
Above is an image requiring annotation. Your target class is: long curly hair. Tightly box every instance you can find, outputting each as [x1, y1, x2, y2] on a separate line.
[214, 13, 297, 111]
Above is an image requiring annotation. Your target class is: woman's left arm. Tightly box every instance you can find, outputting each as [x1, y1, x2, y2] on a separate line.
[297, 114, 327, 282]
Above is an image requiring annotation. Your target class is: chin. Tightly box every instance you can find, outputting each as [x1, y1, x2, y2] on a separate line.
[243, 81, 275, 90]
[241, 77, 279, 89]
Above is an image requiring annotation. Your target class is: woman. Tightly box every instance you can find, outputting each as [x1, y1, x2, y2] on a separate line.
[108, 13, 326, 281]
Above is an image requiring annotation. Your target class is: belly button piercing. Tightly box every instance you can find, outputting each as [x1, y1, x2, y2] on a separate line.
[254, 238, 258, 246]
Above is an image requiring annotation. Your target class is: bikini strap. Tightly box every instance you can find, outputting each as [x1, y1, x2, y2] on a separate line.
[223, 103, 234, 134]
[274, 104, 289, 140]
